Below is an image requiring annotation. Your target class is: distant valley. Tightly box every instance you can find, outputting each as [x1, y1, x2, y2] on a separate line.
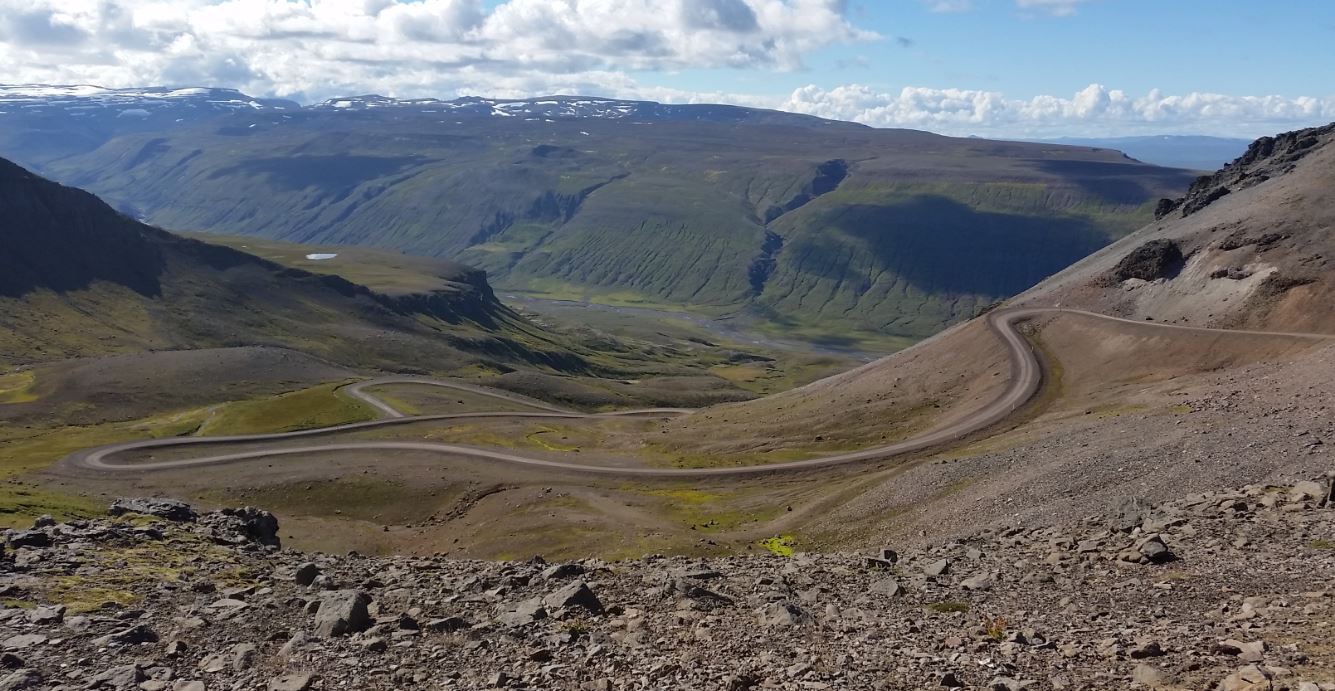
[0, 85, 1194, 346]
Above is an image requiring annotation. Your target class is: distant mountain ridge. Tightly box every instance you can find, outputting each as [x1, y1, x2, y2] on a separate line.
[1026, 135, 1252, 171]
[0, 84, 851, 131]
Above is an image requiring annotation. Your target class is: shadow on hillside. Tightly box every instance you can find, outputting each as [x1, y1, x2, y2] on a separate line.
[787, 195, 1110, 297]
[1031, 159, 1195, 205]
[0, 158, 166, 298]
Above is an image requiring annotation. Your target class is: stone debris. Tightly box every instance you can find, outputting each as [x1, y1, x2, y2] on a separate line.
[0, 479, 1331, 689]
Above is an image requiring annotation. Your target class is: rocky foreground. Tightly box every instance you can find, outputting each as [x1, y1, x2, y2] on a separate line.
[2, 478, 1333, 691]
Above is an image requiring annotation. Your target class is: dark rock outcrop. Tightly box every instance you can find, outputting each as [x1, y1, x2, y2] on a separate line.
[108, 498, 198, 522]
[1160, 123, 1335, 218]
[1110, 239, 1184, 282]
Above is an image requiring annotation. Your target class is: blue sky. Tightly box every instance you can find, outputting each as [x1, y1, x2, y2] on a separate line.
[1, 0, 1332, 136]
[633, 0, 1335, 136]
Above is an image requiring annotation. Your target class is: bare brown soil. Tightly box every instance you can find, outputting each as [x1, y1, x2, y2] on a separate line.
[39, 311, 1330, 560]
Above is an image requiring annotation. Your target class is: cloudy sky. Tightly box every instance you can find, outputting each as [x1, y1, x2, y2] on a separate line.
[2, 0, 1332, 137]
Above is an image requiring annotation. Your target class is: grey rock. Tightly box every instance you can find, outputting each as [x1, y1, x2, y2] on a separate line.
[671, 578, 733, 607]
[85, 664, 145, 689]
[870, 577, 904, 597]
[267, 674, 313, 691]
[497, 598, 546, 626]
[293, 562, 320, 586]
[541, 563, 585, 580]
[0, 636, 43, 651]
[0, 670, 40, 691]
[207, 506, 280, 547]
[542, 580, 603, 614]
[25, 605, 63, 625]
[92, 624, 157, 647]
[231, 642, 258, 671]
[313, 590, 371, 637]
[1218, 664, 1272, 691]
[961, 572, 995, 591]
[1131, 664, 1168, 687]
[5, 531, 50, 549]
[424, 616, 470, 632]
[278, 632, 309, 657]
[108, 498, 197, 522]
[1130, 641, 1164, 659]
[1111, 496, 1153, 532]
[758, 601, 809, 627]
[1291, 480, 1326, 503]
[1136, 535, 1174, 564]
[923, 559, 951, 577]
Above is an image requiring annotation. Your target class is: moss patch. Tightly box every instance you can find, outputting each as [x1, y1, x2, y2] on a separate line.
[0, 369, 38, 403]
[927, 600, 971, 614]
[759, 535, 797, 557]
[199, 382, 375, 436]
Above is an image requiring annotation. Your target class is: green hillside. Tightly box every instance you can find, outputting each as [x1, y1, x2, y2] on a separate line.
[27, 110, 1194, 341]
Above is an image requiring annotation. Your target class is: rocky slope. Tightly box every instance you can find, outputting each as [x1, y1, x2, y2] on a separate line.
[2, 478, 1332, 691]
[1019, 122, 1335, 334]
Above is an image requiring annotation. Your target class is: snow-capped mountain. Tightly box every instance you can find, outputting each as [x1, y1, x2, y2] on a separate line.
[312, 94, 856, 128]
[0, 84, 849, 129]
[0, 85, 299, 118]
[0, 84, 857, 166]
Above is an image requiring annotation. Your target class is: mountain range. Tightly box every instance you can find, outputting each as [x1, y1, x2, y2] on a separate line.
[1028, 135, 1252, 171]
[0, 84, 1195, 343]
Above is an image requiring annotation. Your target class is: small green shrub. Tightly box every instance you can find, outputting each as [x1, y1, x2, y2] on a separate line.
[926, 600, 971, 614]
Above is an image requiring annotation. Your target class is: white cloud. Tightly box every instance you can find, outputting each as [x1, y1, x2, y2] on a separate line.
[0, 0, 875, 101]
[779, 83, 1335, 138]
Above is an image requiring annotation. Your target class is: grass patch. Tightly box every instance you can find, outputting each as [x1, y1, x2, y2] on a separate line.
[624, 485, 785, 534]
[0, 369, 38, 404]
[36, 535, 226, 613]
[0, 485, 103, 530]
[199, 382, 375, 436]
[525, 427, 581, 452]
[1308, 539, 1335, 550]
[359, 383, 548, 415]
[927, 600, 971, 614]
[759, 535, 797, 557]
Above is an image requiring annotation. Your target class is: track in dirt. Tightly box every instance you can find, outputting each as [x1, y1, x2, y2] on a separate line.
[58, 308, 1333, 478]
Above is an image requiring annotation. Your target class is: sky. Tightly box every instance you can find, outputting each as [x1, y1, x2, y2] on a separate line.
[1, 0, 1333, 137]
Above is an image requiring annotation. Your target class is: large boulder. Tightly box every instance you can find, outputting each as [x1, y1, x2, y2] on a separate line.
[108, 498, 197, 522]
[1110, 240, 1184, 282]
[201, 507, 280, 547]
[542, 581, 603, 615]
[313, 590, 371, 638]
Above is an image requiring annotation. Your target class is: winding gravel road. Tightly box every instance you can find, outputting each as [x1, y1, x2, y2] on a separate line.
[59, 308, 1332, 478]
